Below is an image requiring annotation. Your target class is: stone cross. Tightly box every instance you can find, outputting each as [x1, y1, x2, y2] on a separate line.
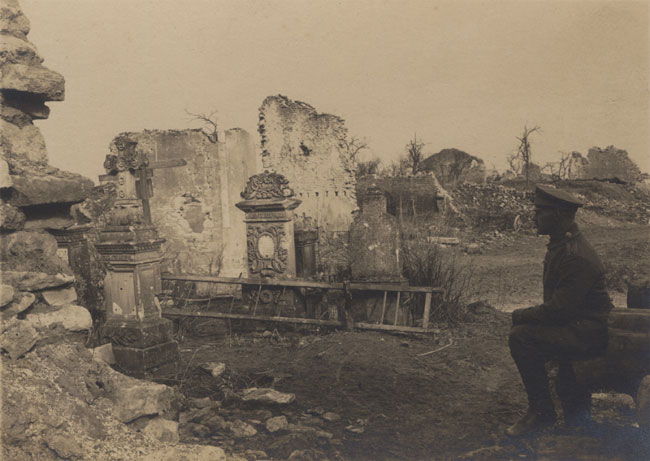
[134, 158, 187, 224]
[102, 136, 186, 225]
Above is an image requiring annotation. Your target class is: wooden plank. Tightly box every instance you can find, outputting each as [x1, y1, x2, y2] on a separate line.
[162, 273, 443, 294]
[162, 308, 434, 334]
[380, 291, 388, 324]
[163, 308, 343, 327]
[422, 292, 432, 329]
[393, 291, 401, 325]
[347, 282, 443, 293]
[354, 322, 434, 334]
[162, 274, 344, 290]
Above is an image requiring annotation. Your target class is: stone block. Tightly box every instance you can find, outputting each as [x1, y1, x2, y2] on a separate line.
[0, 63, 65, 101]
[0, 118, 47, 162]
[26, 303, 91, 332]
[0, 270, 74, 291]
[0, 0, 31, 36]
[0, 318, 38, 359]
[1, 291, 34, 319]
[108, 377, 181, 423]
[41, 286, 77, 306]
[242, 387, 296, 405]
[0, 203, 25, 230]
[0, 283, 14, 307]
[0, 157, 12, 187]
[142, 417, 179, 443]
[200, 361, 226, 377]
[112, 340, 179, 378]
[266, 415, 289, 432]
[90, 342, 116, 365]
[8, 169, 94, 206]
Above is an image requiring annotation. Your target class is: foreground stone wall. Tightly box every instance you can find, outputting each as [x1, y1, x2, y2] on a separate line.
[111, 129, 257, 277]
[258, 95, 357, 232]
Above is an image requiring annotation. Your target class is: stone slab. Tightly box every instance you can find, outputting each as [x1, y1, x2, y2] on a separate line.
[0, 283, 14, 307]
[41, 286, 77, 306]
[26, 303, 91, 332]
[0, 271, 74, 291]
[1, 291, 34, 319]
[0, 63, 65, 101]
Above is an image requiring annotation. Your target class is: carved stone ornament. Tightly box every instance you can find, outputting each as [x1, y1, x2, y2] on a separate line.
[104, 136, 149, 174]
[247, 224, 288, 277]
[241, 171, 295, 200]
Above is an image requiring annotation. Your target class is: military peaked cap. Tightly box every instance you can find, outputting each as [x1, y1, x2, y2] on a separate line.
[534, 185, 583, 208]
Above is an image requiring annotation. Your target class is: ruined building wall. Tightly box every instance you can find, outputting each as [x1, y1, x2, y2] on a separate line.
[258, 95, 357, 233]
[585, 146, 642, 182]
[112, 129, 258, 277]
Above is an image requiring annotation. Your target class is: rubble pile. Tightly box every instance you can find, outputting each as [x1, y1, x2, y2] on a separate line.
[452, 183, 535, 232]
[560, 180, 650, 225]
[1, 339, 251, 461]
[175, 357, 348, 460]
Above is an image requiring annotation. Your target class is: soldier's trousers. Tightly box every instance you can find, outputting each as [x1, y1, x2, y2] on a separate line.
[509, 321, 608, 419]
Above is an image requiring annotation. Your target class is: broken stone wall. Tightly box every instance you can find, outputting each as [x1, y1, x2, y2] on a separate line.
[112, 129, 257, 278]
[420, 148, 486, 189]
[2, 0, 95, 353]
[356, 175, 442, 220]
[258, 95, 357, 233]
[585, 146, 642, 182]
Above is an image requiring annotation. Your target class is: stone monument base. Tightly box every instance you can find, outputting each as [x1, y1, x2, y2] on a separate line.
[102, 317, 178, 379]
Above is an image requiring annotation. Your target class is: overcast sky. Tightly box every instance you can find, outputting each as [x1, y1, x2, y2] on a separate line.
[21, 0, 649, 181]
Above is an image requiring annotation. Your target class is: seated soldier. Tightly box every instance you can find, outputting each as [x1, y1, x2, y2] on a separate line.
[507, 185, 613, 437]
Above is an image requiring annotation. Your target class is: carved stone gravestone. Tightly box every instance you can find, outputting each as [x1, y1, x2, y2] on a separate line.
[236, 172, 303, 316]
[95, 136, 180, 378]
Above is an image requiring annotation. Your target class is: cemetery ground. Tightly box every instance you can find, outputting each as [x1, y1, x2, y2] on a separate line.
[172, 221, 650, 460]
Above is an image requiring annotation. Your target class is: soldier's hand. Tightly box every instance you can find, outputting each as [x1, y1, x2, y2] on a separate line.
[511, 308, 527, 326]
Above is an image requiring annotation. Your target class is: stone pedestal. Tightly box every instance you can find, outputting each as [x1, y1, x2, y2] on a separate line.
[95, 136, 178, 378]
[236, 172, 303, 316]
[49, 224, 100, 310]
[96, 232, 178, 378]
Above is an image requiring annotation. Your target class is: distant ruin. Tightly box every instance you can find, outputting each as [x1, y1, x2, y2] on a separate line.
[420, 148, 486, 188]
[585, 146, 643, 182]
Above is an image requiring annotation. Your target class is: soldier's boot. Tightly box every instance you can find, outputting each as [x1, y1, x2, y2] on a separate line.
[506, 400, 557, 437]
[557, 362, 592, 428]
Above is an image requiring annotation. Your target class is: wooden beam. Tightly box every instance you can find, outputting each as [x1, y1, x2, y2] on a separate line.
[162, 273, 444, 294]
[162, 308, 435, 334]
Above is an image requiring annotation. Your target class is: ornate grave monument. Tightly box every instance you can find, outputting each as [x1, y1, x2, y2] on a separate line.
[236, 172, 303, 315]
[95, 136, 183, 378]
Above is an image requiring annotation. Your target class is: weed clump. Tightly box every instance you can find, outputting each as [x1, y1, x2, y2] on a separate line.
[399, 218, 476, 322]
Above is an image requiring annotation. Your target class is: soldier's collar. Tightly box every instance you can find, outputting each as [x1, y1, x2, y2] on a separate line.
[548, 223, 580, 249]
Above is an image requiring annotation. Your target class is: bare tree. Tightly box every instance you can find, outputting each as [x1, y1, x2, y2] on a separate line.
[356, 158, 381, 178]
[406, 134, 426, 175]
[186, 109, 219, 143]
[341, 135, 368, 162]
[542, 151, 571, 180]
[509, 125, 540, 186]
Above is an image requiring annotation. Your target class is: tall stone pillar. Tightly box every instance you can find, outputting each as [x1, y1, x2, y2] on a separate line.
[95, 137, 178, 379]
[236, 172, 302, 315]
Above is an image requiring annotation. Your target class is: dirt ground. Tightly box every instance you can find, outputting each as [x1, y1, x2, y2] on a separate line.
[174, 223, 649, 460]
